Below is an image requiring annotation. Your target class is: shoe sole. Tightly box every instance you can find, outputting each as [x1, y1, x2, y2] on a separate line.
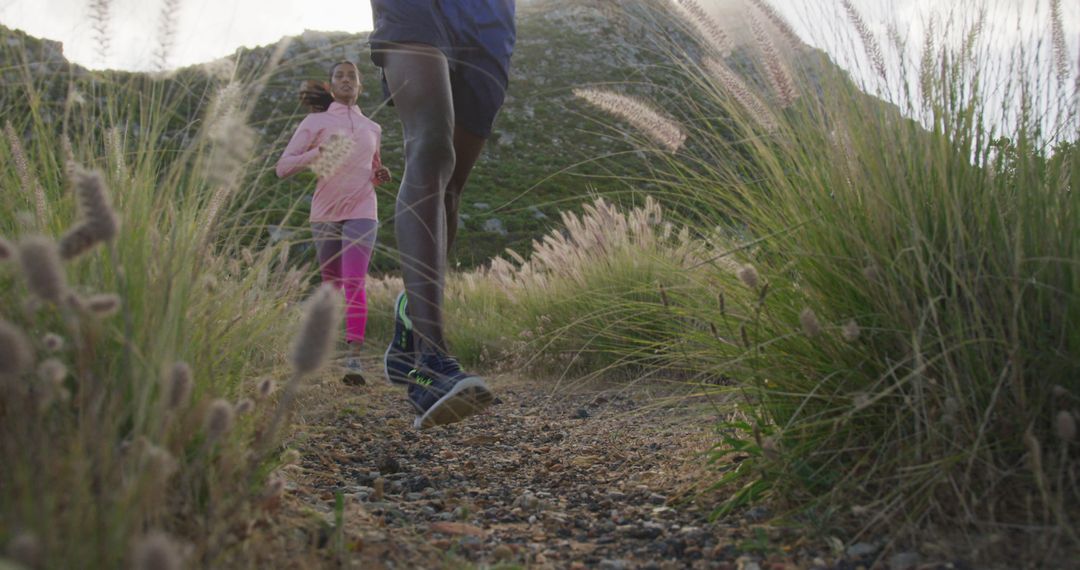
[413, 377, 494, 430]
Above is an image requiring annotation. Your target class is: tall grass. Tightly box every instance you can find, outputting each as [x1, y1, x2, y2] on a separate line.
[545, 0, 1080, 559]
[0, 36, 338, 567]
[364, 195, 732, 385]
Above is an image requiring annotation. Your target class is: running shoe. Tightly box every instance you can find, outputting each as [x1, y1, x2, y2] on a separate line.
[407, 351, 493, 429]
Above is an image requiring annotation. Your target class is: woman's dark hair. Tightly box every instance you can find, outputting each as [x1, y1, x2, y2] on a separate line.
[299, 60, 358, 113]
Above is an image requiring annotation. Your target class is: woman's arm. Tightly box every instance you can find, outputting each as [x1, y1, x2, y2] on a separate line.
[275, 119, 322, 178]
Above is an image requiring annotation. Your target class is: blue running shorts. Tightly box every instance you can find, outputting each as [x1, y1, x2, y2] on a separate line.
[369, 0, 516, 138]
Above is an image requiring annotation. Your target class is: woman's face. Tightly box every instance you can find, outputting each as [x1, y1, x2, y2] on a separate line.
[330, 63, 361, 103]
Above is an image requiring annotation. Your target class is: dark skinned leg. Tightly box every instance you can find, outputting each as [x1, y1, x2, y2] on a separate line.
[381, 43, 456, 354]
[444, 126, 487, 253]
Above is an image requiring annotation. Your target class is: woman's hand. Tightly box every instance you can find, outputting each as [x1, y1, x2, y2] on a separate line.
[373, 166, 392, 185]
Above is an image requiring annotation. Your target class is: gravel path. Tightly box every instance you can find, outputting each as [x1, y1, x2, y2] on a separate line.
[248, 370, 946, 569]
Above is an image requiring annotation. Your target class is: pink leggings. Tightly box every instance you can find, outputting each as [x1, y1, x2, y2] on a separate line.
[312, 219, 377, 345]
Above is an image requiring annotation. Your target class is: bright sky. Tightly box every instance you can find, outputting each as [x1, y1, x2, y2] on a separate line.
[0, 0, 1076, 80]
[0, 0, 375, 70]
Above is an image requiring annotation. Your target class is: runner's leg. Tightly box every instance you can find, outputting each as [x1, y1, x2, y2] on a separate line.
[380, 43, 456, 354]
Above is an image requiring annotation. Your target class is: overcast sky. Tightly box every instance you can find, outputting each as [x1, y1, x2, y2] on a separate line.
[0, 0, 375, 70]
[0, 0, 1076, 79]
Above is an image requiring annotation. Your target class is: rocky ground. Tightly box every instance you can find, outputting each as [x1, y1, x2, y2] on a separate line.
[247, 366, 962, 569]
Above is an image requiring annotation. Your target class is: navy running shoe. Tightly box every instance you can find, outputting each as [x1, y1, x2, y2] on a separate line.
[406, 352, 494, 429]
[384, 291, 415, 386]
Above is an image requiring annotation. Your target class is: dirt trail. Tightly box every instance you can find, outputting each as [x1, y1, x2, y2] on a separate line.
[248, 369, 837, 569]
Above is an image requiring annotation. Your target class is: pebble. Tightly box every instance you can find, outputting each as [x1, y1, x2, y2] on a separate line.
[736, 557, 761, 570]
[743, 506, 771, 522]
[493, 544, 514, 561]
[889, 551, 920, 569]
[847, 542, 878, 557]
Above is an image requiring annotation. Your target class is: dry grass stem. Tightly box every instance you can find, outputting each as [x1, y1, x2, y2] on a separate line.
[154, 0, 182, 71]
[88, 0, 111, 64]
[60, 167, 119, 259]
[310, 134, 355, 179]
[131, 531, 182, 570]
[4, 121, 49, 227]
[85, 293, 121, 317]
[257, 377, 276, 399]
[289, 284, 342, 377]
[674, 0, 732, 56]
[737, 264, 759, 289]
[235, 398, 255, 415]
[37, 358, 67, 385]
[204, 398, 235, 442]
[0, 320, 34, 377]
[1056, 411, 1076, 443]
[747, 0, 801, 49]
[749, 12, 797, 107]
[573, 88, 686, 152]
[17, 236, 66, 304]
[841, 319, 860, 342]
[799, 308, 821, 337]
[841, 0, 887, 81]
[42, 332, 64, 352]
[165, 362, 193, 410]
[1049, 0, 1069, 85]
[703, 57, 779, 132]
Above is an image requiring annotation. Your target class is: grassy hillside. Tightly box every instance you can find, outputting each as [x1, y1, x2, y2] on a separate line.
[0, 0, 831, 272]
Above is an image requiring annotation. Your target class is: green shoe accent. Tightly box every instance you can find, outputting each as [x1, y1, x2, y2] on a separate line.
[396, 292, 413, 332]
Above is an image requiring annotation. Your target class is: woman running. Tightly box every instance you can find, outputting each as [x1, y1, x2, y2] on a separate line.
[276, 60, 391, 385]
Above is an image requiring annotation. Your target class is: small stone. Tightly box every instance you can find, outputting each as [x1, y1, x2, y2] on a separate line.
[846, 542, 878, 557]
[888, 552, 920, 569]
[736, 557, 760, 570]
[743, 506, 770, 522]
[598, 559, 629, 570]
[483, 218, 508, 235]
[573, 407, 590, 419]
[515, 491, 540, 510]
[493, 544, 514, 561]
[647, 493, 667, 505]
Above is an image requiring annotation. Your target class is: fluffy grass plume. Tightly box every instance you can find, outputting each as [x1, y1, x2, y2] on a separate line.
[17, 236, 66, 304]
[60, 167, 119, 259]
[0, 320, 34, 376]
[289, 283, 343, 377]
[573, 88, 687, 152]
